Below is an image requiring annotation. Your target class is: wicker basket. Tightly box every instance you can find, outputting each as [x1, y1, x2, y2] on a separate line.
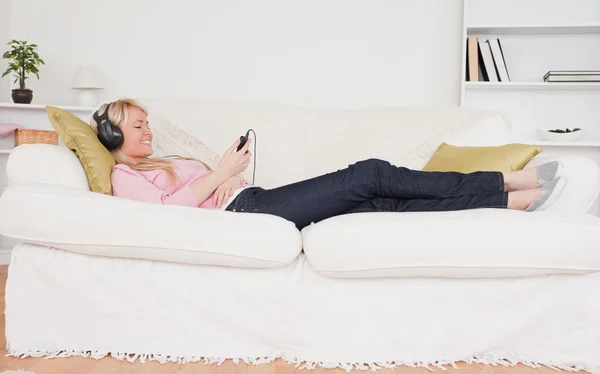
[14, 129, 59, 146]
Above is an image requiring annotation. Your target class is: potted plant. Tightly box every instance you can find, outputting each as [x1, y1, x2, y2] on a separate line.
[2, 40, 45, 104]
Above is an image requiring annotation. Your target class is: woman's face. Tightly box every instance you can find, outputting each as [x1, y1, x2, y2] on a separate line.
[120, 106, 153, 160]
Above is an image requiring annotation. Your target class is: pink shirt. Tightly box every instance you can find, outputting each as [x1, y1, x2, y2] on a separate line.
[111, 159, 243, 209]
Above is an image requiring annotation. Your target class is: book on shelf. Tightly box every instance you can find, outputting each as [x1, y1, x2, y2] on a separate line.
[543, 70, 600, 82]
[466, 37, 511, 82]
[478, 39, 497, 82]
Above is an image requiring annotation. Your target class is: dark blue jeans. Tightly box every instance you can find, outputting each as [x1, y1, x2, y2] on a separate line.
[225, 158, 508, 230]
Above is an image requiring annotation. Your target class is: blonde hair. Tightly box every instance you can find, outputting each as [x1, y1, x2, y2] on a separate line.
[90, 98, 211, 184]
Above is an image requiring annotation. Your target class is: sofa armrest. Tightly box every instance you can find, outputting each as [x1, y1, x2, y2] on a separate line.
[0, 184, 301, 268]
[524, 154, 600, 214]
[7, 144, 90, 190]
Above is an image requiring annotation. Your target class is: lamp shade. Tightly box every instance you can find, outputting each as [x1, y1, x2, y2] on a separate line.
[71, 65, 105, 89]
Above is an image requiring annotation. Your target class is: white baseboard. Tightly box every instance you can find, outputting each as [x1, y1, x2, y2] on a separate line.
[0, 247, 12, 265]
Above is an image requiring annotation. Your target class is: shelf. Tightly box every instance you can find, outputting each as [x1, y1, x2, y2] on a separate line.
[0, 150, 12, 154]
[524, 140, 600, 147]
[467, 24, 600, 35]
[465, 82, 600, 90]
[0, 102, 96, 111]
[516, 135, 600, 147]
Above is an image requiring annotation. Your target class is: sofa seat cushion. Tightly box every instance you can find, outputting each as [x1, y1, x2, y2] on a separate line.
[0, 184, 302, 268]
[302, 209, 600, 278]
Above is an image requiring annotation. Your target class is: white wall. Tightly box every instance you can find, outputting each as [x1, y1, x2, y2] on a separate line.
[5, 0, 464, 109]
[0, 0, 11, 103]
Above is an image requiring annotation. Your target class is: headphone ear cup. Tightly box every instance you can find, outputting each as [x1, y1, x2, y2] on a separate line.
[97, 120, 124, 151]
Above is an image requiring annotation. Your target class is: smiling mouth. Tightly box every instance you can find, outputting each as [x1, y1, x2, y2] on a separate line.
[141, 140, 152, 145]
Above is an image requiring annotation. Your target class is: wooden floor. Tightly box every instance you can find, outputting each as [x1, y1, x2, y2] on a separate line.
[0, 265, 582, 374]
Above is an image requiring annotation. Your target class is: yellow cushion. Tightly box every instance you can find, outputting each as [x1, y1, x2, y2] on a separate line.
[46, 106, 116, 195]
[422, 142, 542, 174]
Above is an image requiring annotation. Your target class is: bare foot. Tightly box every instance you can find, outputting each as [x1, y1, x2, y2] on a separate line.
[507, 188, 542, 210]
[503, 168, 538, 192]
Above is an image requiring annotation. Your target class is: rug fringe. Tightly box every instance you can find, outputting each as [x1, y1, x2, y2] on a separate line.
[5, 348, 599, 373]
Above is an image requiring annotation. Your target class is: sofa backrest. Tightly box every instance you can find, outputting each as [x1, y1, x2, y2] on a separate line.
[4, 100, 511, 191]
[140, 98, 512, 188]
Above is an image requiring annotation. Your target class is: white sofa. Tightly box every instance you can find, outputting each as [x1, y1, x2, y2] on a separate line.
[1, 99, 600, 373]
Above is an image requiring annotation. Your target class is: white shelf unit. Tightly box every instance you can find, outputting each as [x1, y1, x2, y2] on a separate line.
[0, 102, 96, 111]
[460, 0, 600, 148]
[0, 102, 94, 152]
[465, 82, 600, 90]
[466, 24, 600, 35]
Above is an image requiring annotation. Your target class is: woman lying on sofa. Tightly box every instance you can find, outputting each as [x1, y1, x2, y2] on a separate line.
[91, 98, 568, 230]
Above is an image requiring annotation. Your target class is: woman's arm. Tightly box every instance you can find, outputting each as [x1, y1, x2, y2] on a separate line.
[111, 167, 205, 207]
[111, 139, 251, 207]
[111, 166, 232, 207]
[170, 137, 253, 205]
[212, 138, 253, 187]
[187, 168, 231, 205]
[213, 175, 246, 208]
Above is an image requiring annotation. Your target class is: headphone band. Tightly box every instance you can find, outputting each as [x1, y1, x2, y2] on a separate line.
[93, 103, 111, 125]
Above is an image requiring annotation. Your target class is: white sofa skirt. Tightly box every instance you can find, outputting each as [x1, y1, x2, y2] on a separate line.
[5, 243, 600, 373]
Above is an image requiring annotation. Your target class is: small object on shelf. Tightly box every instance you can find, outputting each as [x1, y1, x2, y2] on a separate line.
[537, 128, 584, 142]
[2, 40, 45, 104]
[11, 89, 33, 104]
[14, 129, 58, 146]
[0, 122, 24, 138]
[543, 71, 600, 82]
[72, 65, 105, 107]
[465, 37, 510, 82]
[548, 128, 581, 133]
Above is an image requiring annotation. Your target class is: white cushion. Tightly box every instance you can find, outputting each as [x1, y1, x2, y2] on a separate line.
[524, 154, 600, 214]
[442, 112, 512, 147]
[0, 184, 302, 268]
[7, 144, 89, 190]
[404, 112, 513, 170]
[302, 209, 600, 278]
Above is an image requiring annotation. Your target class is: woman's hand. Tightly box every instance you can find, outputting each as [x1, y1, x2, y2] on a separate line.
[217, 138, 252, 178]
[213, 175, 243, 208]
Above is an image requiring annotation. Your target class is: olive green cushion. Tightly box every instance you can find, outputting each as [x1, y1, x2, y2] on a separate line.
[46, 106, 115, 195]
[422, 142, 542, 173]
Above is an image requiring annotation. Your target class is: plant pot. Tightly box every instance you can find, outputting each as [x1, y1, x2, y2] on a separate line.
[11, 89, 33, 104]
